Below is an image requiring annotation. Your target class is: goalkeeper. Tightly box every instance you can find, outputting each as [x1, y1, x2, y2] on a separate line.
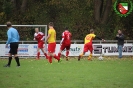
[33, 28, 48, 60]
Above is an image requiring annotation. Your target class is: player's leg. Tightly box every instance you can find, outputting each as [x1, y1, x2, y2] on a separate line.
[4, 53, 12, 67]
[36, 42, 42, 60]
[39, 41, 48, 59]
[41, 48, 48, 59]
[51, 43, 60, 61]
[78, 44, 87, 61]
[47, 52, 52, 63]
[58, 49, 62, 58]
[47, 43, 55, 63]
[14, 53, 20, 67]
[47, 43, 52, 63]
[66, 50, 69, 61]
[58, 44, 65, 58]
[88, 50, 93, 60]
[88, 52, 93, 60]
[52, 53, 60, 62]
[47, 52, 60, 63]
[36, 48, 41, 60]
[4, 44, 13, 67]
[66, 44, 71, 61]
[88, 44, 93, 60]
[13, 42, 20, 66]
[78, 52, 86, 61]
[47, 43, 61, 63]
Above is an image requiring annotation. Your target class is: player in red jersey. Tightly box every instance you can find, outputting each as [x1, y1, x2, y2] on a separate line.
[58, 27, 72, 61]
[33, 28, 47, 60]
[78, 29, 105, 61]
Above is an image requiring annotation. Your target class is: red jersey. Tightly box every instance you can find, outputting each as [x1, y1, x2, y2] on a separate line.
[34, 32, 45, 42]
[61, 30, 72, 45]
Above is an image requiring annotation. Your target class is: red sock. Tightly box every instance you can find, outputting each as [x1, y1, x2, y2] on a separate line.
[48, 56, 52, 63]
[37, 52, 40, 59]
[58, 53, 61, 58]
[66, 51, 69, 57]
[44, 53, 48, 59]
[54, 54, 60, 60]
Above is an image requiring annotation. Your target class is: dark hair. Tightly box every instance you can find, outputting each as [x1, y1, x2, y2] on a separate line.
[49, 22, 54, 27]
[90, 29, 94, 33]
[6, 21, 12, 27]
[65, 27, 68, 30]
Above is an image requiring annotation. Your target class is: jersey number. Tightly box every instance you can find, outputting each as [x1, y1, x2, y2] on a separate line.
[86, 36, 92, 40]
[67, 34, 70, 40]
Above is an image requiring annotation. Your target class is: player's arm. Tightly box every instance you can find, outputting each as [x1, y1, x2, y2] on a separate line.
[60, 38, 64, 45]
[46, 34, 50, 42]
[60, 32, 65, 45]
[46, 30, 51, 42]
[95, 35, 105, 41]
[6, 30, 12, 48]
[41, 35, 45, 40]
[18, 33, 20, 41]
[68, 32, 72, 39]
[40, 32, 45, 40]
[33, 33, 36, 41]
[54, 31, 56, 40]
[6, 30, 12, 45]
[17, 30, 20, 41]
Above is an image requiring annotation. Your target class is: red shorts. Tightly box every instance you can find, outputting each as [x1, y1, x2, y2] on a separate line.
[48, 42, 56, 53]
[38, 41, 44, 48]
[60, 44, 71, 51]
[83, 43, 93, 52]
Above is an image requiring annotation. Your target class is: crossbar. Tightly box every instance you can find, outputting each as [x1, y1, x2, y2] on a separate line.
[0, 25, 48, 51]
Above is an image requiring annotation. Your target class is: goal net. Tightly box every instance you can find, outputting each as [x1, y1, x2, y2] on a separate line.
[0, 25, 47, 58]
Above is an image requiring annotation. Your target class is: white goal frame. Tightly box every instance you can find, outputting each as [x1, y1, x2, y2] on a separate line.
[0, 25, 48, 51]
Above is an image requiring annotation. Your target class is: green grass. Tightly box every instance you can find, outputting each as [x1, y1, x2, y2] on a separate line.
[0, 57, 133, 88]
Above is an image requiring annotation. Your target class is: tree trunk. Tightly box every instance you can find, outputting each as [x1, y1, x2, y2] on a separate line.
[11, 0, 19, 10]
[94, 0, 103, 24]
[21, 0, 28, 13]
[101, 0, 112, 24]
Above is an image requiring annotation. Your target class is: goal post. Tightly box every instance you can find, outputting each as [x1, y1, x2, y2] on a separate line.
[0, 25, 48, 51]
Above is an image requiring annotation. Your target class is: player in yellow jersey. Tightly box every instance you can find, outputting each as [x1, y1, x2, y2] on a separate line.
[78, 29, 105, 61]
[46, 22, 60, 63]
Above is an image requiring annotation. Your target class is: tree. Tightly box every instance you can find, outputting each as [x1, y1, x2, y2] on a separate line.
[21, 0, 28, 13]
[0, 0, 133, 40]
[94, 0, 112, 25]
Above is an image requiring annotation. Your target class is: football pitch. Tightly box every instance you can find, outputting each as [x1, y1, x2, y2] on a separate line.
[0, 57, 133, 88]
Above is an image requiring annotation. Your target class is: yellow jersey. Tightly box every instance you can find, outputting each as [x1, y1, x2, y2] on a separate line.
[48, 28, 56, 43]
[84, 34, 96, 44]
